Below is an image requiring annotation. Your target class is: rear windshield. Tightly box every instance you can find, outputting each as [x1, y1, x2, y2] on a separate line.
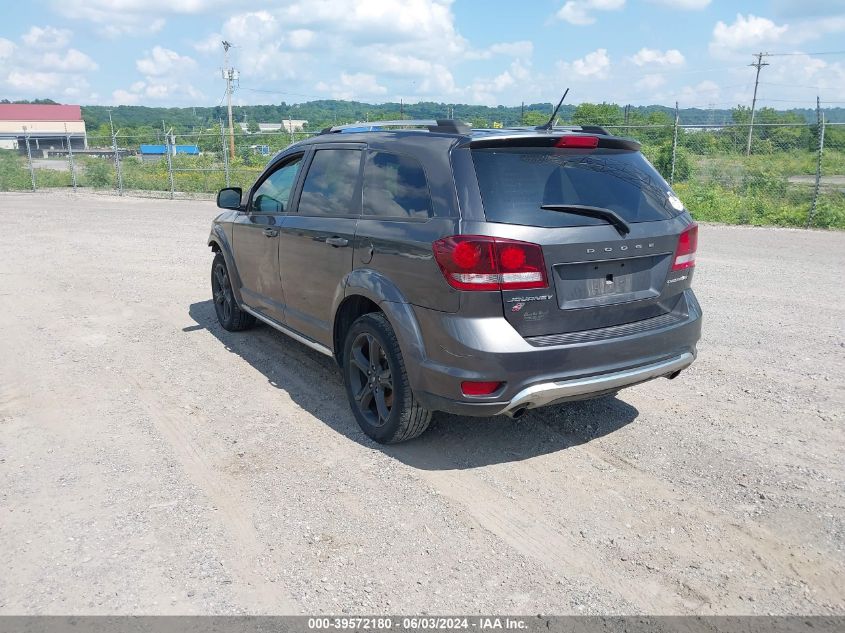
[471, 148, 682, 228]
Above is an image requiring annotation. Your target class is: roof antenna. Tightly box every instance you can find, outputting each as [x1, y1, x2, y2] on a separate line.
[537, 88, 569, 131]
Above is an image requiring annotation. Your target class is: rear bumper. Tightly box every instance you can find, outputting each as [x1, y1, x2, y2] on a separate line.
[408, 289, 702, 417]
[503, 351, 693, 414]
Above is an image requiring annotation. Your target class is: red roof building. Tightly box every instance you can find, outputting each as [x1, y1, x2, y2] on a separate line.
[0, 103, 87, 152]
[0, 104, 83, 121]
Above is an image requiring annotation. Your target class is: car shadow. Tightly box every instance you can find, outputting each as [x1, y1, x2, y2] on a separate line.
[187, 300, 640, 470]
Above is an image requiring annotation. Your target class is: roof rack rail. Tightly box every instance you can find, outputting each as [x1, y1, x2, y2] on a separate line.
[323, 119, 471, 135]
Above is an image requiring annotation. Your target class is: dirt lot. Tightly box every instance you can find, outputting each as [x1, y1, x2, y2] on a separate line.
[0, 192, 842, 615]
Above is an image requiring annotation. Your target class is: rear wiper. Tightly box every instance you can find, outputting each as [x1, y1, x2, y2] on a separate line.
[540, 204, 631, 236]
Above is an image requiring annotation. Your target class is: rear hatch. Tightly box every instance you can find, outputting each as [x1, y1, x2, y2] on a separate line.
[470, 135, 694, 339]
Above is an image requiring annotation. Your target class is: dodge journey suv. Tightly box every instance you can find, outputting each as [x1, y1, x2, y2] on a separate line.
[208, 119, 702, 443]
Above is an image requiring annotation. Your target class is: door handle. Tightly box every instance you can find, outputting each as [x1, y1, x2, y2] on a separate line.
[325, 236, 349, 247]
[263, 228, 279, 237]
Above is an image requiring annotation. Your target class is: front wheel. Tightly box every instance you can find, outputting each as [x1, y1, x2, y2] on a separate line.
[342, 313, 431, 444]
[211, 253, 255, 332]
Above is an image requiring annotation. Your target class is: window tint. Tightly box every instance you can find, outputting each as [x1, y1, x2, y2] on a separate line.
[471, 148, 681, 228]
[298, 149, 362, 216]
[252, 155, 303, 213]
[363, 151, 433, 219]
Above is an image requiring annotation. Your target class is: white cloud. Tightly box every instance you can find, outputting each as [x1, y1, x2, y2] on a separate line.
[112, 44, 203, 104]
[38, 49, 98, 73]
[0, 38, 15, 60]
[110, 79, 204, 104]
[211, 1, 472, 101]
[636, 74, 666, 90]
[136, 46, 196, 77]
[648, 0, 710, 9]
[559, 48, 611, 78]
[288, 29, 316, 49]
[676, 79, 721, 104]
[631, 48, 685, 67]
[193, 33, 223, 54]
[468, 60, 532, 104]
[317, 72, 387, 100]
[111, 89, 141, 105]
[6, 70, 64, 92]
[0, 27, 99, 102]
[467, 41, 534, 61]
[53, 0, 229, 37]
[22, 26, 71, 49]
[556, 0, 625, 26]
[709, 14, 788, 57]
[785, 15, 845, 42]
[722, 52, 845, 104]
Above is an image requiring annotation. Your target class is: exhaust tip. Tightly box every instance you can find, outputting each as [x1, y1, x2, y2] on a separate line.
[667, 369, 683, 380]
[507, 406, 529, 419]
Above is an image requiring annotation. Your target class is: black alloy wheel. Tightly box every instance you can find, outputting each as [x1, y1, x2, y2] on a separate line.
[348, 331, 395, 427]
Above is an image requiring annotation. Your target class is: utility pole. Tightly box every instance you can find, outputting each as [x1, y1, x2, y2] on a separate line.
[521, 101, 525, 125]
[746, 52, 769, 156]
[222, 41, 238, 161]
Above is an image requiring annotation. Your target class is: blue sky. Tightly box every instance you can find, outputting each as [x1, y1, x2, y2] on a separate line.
[1, 1, 844, 109]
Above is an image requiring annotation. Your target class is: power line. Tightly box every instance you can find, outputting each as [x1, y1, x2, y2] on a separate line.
[763, 50, 845, 57]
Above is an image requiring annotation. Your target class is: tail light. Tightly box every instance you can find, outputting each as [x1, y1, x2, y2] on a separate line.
[432, 235, 548, 291]
[671, 223, 698, 271]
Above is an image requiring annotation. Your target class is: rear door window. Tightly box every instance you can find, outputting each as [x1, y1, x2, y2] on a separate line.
[298, 149, 363, 217]
[363, 151, 433, 219]
[471, 148, 682, 228]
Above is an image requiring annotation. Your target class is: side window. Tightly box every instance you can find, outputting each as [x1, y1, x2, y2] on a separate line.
[251, 155, 303, 213]
[363, 151, 433, 219]
[297, 149, 362, 216]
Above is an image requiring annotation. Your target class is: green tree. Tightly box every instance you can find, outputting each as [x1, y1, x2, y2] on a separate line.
[522, 110, 549, 126]
[654, 143, 691, 182]
[572, 103, 624, 126]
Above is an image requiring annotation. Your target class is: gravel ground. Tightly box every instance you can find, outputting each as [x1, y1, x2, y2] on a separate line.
[0, 191, 842, 615]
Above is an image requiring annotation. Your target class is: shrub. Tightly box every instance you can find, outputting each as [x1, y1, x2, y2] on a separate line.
[654, 143, 691, 182]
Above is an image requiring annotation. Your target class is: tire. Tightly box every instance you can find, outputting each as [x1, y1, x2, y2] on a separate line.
[211, 253, 255, 332]
[342, 312, 432, 444]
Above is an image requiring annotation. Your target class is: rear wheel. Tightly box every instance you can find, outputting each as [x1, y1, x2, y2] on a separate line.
[211, 253, 255, 332]
[342, 313, 431, 444]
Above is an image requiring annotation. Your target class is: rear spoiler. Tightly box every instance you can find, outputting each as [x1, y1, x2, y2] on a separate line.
[466, 134, 641, 151]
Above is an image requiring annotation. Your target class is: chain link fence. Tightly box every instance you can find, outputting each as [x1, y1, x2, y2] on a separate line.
[1, 122, 843, 229]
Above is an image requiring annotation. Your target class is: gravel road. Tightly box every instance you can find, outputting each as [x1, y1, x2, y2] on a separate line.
[0, 192, 842, 615]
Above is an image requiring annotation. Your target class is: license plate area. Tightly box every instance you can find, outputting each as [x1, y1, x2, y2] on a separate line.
[553, 254, 670, 309]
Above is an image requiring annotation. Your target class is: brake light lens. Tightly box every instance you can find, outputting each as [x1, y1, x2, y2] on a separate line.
[555, 135, 599, 149]
[432, 236, 548, 291]
[461, 381, 503, 396]
[671, 223, 698, 271]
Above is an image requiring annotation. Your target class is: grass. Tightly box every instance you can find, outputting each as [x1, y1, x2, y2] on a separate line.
[2, 148, 843, 229]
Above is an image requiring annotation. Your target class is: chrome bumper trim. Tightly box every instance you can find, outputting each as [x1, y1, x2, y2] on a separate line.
[504, 352, 695, 413]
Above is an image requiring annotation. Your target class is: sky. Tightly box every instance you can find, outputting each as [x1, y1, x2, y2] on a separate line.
[1, 0, 844, 110]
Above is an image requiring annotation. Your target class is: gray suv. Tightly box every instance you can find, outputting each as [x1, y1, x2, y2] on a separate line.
[208, 120, 702, 443]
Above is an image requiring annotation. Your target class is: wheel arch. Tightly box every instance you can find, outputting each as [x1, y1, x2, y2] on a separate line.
[208, 225, 244, 305]
[332, 269, 428, 380]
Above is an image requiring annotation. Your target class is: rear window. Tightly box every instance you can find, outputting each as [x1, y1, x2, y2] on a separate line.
[471, 148, 682, 228]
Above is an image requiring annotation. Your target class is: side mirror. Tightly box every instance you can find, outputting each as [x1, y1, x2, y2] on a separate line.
[217, 187, 243, 210]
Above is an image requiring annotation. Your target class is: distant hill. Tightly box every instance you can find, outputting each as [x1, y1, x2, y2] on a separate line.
[73, 100, 845, 132]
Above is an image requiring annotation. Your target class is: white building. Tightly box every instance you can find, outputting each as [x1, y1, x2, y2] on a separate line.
[0, 104, 87, 152]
